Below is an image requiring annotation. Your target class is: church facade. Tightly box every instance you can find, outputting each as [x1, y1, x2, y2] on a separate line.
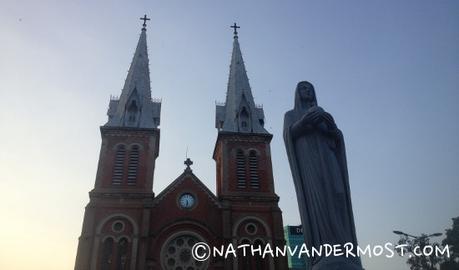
[74, 20, 288, 270]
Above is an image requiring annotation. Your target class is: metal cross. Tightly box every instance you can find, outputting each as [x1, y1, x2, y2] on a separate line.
[140, 14, 150, 29]
[230, 23, 240, 37]
[184, 158, 193, 168]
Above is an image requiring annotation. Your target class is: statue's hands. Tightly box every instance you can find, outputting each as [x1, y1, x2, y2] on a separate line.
[292, 106, 342, 139]
[322, 112, 334, 124]
[299, 112, 314, 125]
[298, 106, 324, 126]
[309, 107, 325, 124]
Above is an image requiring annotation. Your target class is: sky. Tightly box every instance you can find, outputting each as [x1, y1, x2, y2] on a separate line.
[0, 0, 458, 269]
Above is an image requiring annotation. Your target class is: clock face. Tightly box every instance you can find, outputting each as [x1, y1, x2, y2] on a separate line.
[179, 193, 195, 209]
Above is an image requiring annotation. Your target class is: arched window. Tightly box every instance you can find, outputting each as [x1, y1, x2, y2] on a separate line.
[236, 150, 246, 189]
[253, 239, 267, 269]
[112, 145, 126, 185]
[239, 106, 250, 132]
[239, 239, 251, 270]
[127, 100, 138, 123]
[249, 151, 259, 189]
[127, 145, 139, 185]
[116, 238, 130, 270]
[100, 237, 114, 270]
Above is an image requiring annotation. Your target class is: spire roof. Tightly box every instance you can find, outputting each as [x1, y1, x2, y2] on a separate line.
[215, 26, 268, 134]
[105, 23, 161, 129]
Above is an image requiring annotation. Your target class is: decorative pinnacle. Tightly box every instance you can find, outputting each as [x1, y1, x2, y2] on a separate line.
[230, 22, 240, 38]
[140, 14, 150, 30]
[184, 158, 193, 172]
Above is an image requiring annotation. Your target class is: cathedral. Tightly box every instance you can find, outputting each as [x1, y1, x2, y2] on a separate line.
[74, 17, 288, 270]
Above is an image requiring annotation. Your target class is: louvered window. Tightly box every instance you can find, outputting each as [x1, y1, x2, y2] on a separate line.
[127, 145, 139, 185]
[249, 151, 259, 189]
[236, 150, 246, 189]
[112, 145, 126, 185]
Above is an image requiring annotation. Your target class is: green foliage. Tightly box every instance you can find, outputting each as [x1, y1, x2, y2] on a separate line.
[395, 217, 459, 270]
[396, 234, 442, 270]
[440, 217, 459, 270]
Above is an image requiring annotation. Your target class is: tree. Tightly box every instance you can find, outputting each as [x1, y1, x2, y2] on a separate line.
[396, 233, 443, 270]
[440, 217, 459, 270]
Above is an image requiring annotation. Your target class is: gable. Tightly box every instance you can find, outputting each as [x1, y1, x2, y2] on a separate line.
[153, 170, 221, 208]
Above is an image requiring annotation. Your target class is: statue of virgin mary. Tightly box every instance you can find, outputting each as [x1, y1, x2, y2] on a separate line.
[283, 81, 362, 270]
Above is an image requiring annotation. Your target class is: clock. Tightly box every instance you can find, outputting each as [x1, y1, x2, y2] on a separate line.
[179, 193, 195, 209]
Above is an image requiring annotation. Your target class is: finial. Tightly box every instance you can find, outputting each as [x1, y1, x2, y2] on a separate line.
[184, 158, 193, 172]
[140, 14, 150, 30]
[230, 23, 240, 38]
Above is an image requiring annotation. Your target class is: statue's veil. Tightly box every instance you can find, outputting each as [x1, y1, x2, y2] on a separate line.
[294, 81, 317, 113]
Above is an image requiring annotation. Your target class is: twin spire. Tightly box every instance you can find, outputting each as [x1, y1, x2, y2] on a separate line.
[105, 18, 267, 135]
[106, 15, 161, 128]
[215, 23, 268, 134]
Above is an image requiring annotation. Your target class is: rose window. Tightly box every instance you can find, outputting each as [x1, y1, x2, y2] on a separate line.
[161, 234, 208, 270]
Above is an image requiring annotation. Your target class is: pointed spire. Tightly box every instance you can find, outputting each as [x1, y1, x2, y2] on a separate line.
[215, 24, 268, 134]
[106, 17, 161, 129]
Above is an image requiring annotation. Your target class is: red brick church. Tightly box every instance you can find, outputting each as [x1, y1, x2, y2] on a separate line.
[74, 18, 288, 270]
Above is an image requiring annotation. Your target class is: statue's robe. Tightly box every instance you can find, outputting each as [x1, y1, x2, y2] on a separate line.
[283, 88, 360, 268]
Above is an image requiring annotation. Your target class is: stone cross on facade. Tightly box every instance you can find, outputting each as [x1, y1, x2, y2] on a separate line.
[140, 14, 150, 29]
[230, 23, 240, 38]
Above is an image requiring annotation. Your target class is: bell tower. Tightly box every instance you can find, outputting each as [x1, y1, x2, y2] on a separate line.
[214, 24, 288, 270]
[214, 24, 277, 199]
[74, 16, 161, 270]
[95, 16, 161, 193]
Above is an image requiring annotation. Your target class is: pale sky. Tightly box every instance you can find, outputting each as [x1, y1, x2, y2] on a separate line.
[0, 1, 458, 270]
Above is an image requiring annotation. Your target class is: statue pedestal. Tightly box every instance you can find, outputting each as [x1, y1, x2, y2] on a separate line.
[312, 256, 363, 270]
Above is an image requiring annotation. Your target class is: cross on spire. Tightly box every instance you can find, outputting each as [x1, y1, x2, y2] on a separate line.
[230, 23, 240, 38]
[140, 14, 150, 30]
[184, 158, 193, 171]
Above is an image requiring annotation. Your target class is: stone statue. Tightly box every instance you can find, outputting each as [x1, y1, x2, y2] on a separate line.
[283, 81, 362, 270]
